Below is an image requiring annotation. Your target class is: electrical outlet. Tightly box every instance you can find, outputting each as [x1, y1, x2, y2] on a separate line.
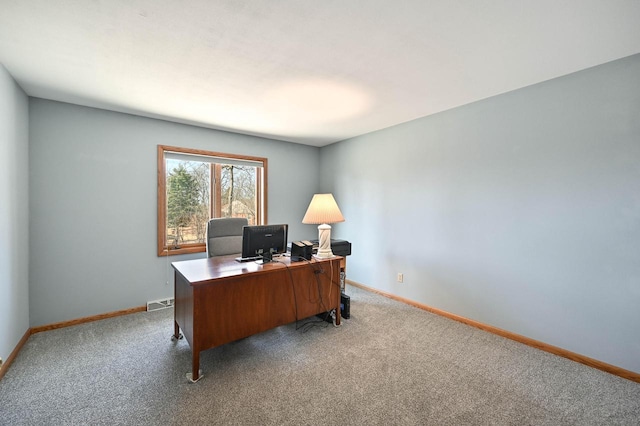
[397, 273, 403, 283]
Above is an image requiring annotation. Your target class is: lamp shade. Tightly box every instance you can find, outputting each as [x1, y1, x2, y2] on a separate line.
[302, 193, 345, 224]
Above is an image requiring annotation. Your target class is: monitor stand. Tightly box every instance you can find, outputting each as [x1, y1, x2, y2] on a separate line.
[256, 251, 273, 264]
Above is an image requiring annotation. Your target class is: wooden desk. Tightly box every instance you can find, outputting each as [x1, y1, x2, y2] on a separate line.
[172, 255, 342, 382]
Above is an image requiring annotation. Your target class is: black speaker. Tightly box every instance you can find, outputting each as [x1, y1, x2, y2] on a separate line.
[291, 240, 313, 261]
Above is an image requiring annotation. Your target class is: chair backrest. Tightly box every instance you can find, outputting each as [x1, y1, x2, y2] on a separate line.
[206, 217, 248, 257]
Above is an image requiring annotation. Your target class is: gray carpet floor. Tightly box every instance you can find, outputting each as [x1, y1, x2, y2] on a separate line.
[1, 285, 639, 425]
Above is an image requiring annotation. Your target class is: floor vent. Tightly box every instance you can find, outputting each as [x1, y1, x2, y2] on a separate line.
[147, 297, 175, 312]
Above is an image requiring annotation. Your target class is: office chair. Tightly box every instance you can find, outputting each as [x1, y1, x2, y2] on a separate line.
[205, 217, 248, 257]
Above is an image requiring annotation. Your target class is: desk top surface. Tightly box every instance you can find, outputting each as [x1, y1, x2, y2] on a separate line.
[172, 254, 341, 285]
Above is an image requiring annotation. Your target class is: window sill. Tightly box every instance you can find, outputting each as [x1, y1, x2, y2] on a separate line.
[158, 244, 205, 257]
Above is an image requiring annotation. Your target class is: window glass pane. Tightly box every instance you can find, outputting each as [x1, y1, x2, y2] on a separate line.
[166, 160, 210, 247]
[220, 165, 257, 225]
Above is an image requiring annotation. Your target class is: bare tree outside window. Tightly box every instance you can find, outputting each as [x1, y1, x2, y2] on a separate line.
[220, 165, 257, 223]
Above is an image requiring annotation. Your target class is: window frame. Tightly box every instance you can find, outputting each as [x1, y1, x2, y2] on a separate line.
[157, 144, 268, 256]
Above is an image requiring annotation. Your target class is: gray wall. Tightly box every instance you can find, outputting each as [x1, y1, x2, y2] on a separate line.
[321, 54, 640, 373]
[29, 99, 321, 327]
[0, 64, 30, 363]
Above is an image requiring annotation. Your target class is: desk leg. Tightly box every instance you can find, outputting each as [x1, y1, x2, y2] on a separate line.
[171, 321, 183, 341]
[186, 351, 202, 383]
[335, 264, 342, 326]
[173, 320, 180, 339]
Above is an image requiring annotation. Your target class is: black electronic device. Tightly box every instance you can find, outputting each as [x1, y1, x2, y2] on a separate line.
[316, 293, 351, 322]
[311, 239, 352, 257]
[236, 224, 288, 263]
[340, 292, 350, 319]
[290, 240, 313, 261]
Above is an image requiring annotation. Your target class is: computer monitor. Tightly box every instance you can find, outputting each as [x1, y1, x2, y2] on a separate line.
[239, 224, 288, 263]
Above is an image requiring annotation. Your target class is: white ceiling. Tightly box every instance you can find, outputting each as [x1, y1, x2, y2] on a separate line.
[1, 1, 639, 147]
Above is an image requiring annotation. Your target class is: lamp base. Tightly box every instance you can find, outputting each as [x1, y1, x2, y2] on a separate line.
[315, 223, 333, 258]
[313, 253, 336, 260]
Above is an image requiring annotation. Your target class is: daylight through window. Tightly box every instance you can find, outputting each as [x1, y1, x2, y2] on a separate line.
[157, 145, 267, 256]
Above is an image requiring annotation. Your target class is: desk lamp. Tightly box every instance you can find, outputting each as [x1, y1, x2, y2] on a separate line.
[302, 193, 345, 258]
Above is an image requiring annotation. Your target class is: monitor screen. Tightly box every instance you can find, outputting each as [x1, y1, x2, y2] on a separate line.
[241, 224, 288, 263]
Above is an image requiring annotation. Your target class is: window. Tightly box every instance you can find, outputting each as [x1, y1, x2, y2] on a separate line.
[157, 145, 268, 256]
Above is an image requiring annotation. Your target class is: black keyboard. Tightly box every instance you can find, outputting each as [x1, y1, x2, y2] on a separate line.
[235, 256, 260, 263]
[235, 254, 286, 263]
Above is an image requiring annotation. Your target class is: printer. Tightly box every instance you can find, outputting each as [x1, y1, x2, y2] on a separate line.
[311, 239, 352, 257]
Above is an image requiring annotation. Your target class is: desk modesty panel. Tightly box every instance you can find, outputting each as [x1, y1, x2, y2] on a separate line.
[172, 255, 342, 382]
